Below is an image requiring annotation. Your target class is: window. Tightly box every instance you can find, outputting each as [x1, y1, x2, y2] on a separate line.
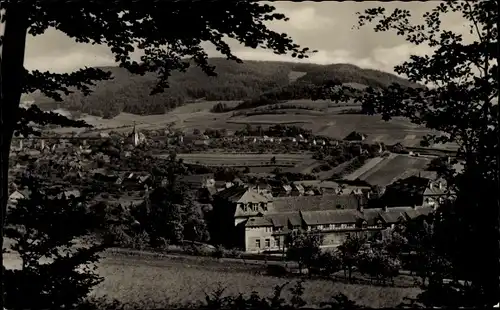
[265, 239, 270, 248]
[261, 203, 268, 211]
[274, 237, 280, 248]
[255, 239, 261, 248]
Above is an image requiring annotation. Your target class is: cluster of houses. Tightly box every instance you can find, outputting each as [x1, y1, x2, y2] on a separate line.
[7, 123, 453, 254]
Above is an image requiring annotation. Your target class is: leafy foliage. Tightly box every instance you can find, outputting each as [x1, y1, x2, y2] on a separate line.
[338, 235, 366, 282]
[285, 229, 323, 271]
[3, 175, 108, 309]
[132, 182, 209, 247]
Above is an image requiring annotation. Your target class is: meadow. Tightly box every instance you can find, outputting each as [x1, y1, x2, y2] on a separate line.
[349, 154, 432, 186]
[4, 239, 421, 308]
[93, 253, 421, 308]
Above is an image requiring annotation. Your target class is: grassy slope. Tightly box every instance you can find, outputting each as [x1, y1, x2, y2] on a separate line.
[95, 254, 420, 308]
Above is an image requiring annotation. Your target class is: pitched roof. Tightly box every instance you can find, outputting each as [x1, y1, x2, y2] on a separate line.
[362, 206, 434, 223]
[344, 131, 366, 141]
[250, 205, 435, 228]
[245, 217, 273, 227]
[63, 189, 81, 198]
[271, 194, 360, 213]
[424, 183, 447, 196]
[292, 183, 305, 191]
[9, 190, 27, 200]
[178, 174, 214, 185]
[301, 209, 361, 225]
[267, 212, 302, 227]
[382, 176, 431, 206]
[217, 185, 269, 204]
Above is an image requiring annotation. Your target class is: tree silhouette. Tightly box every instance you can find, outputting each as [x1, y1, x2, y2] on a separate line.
[313, 1, 498, 307]
[3, 175, 108, 309]
[0, 1, 313, 307]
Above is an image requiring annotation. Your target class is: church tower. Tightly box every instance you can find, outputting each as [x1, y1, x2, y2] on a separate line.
[131, 122, 139, 146]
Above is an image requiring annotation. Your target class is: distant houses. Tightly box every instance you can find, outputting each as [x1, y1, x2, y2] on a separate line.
[344, 131, 367, 142]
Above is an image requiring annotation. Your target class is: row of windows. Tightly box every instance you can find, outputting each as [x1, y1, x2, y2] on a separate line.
[240, 203, 268, 212]
[255, 237, 280, 248]
[311, 223, 357, 230]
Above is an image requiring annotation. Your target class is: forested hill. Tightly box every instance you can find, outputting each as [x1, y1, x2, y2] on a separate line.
[27, 58, 416, 118]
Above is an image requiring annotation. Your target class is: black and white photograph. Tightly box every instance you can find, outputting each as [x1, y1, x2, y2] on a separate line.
[0, 0, 499, 309]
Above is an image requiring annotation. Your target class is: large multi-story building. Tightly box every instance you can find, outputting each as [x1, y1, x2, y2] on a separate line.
[212, 181, 438, 253]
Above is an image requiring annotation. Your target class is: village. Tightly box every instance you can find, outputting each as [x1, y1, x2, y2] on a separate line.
[7, 122, 453, 254]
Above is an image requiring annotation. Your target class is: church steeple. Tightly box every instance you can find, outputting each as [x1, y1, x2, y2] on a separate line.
[130, 121, 139, 147]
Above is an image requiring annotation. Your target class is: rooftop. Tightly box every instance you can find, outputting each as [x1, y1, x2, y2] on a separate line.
[217, 185, 269, 204]
[271, 194, 361, 213]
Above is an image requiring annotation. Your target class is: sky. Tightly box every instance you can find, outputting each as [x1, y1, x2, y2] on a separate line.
[23, 1, 474, 76]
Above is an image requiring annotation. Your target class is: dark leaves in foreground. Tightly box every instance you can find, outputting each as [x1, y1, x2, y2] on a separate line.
[3, 176, 109, 309]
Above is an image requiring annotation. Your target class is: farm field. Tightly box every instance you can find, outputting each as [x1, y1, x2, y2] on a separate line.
[350, 154, 432, 186]
[157, 153, 314, 167]
[49, 100, 455, 151]
[228, 114, 316, 125]
[93, 254, 420, 308]
[344, 156, 388, 181]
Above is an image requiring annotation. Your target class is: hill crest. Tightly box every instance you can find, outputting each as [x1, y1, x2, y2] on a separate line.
[27, 58, 415, 118]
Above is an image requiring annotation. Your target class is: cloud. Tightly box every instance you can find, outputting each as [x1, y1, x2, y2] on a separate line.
[368, 44, 434, 74]
[21, 2, 466, 76]
[24, 51, 116, 73]
[279, 7, 336, 31]
[222, 43, 433, 77]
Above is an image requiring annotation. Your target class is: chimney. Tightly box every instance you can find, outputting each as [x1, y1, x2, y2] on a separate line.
[382, 205, 388, 212]
[429, 183, 434, 190]
[412, 204, 417, 210]
[438, 181, 443, 190]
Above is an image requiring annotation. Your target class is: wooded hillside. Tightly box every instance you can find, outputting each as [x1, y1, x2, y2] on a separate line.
[27, 58, 416, 118]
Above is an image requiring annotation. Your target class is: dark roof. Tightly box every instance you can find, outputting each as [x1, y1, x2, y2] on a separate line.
[246, 205, 435, 228]
[363, 206, 434, 223]
[179, 174, 214, 184]
[245, 217, 273, 227]
[382, 176, 431, 207]
[301, 209, 361, 225]
[344, 131, 366, 141]
[271, 194, 361, 213]
[268, 212, 302, 227]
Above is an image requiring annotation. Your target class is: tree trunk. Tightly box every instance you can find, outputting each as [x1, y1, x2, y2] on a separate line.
[0, 5, 29, 309]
